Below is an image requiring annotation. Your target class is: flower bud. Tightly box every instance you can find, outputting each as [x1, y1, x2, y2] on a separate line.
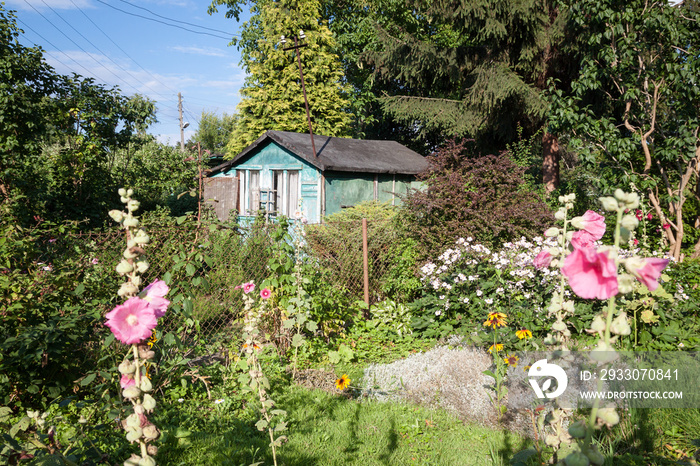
[127, 188, 134, 197]
[119, 282, 138, 297]
[109, 210, 124, 223]
[142, 394, 156, 412]
[134, 230, 150, 245]
[127, 200, 140, 212]
[133, 403, 145, 415]
[116, 260, 134, 275]
[624, 192, 640, 209]
[125, 427, 143, 443]
[620, 215, 639, 231]
[598, 196, 619, 212]
[118, 188, 127, 197]
[617, 273, 635, 294]
[138, 455, 156, 466]
[136, 261, 149, 273]
[147, 445, 158, 456]
[562, 300, 575, 313]
[142, 425, 160, 440]
[611, 312, 631, 336]
[124, 454, 141, 466]
[558, 195, 566, 204]
[131, 276, 142, 287]
[590, 316, 606, 333]
[544, 227, 560, 237]
[552, 320, 567, 332]
[564, 451, 590, 466]
[597, 405, 619, 427]
[585, 447, 605, 466]
[554, 209, 566, 221]
[591, 342, 618, 363]
[123, 248, 139, 260]
[123, 386, 141, 399]
[123, 217, 139, 228]
[118, 360, 136, 375]
[121, 196, 130, 204]
[126, 413, 141, 429]
[140, 377, 153, 393]
[614, 188, 627, 201]
[568, 420, 587, 439]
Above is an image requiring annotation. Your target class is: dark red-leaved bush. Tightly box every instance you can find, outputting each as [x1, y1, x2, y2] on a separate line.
[401, 139, 553, 259]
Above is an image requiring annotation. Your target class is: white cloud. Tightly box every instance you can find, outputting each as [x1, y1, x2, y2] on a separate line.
[171, 45, 228, 58]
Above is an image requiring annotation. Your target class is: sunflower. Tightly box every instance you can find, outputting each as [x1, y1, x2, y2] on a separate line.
[503, 354, 519, 367]
[516, 328, 532, 340]
[488, 343, 504, 354]
[483, 312, 508, 328]
[335, 374, 351, 391]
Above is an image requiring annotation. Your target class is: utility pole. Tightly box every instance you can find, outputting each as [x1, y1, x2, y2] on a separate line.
[178, 92, 189, 152]
[281, 31, 317, 158]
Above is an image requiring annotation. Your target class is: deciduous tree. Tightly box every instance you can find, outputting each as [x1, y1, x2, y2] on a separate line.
[548, 0, 700, 260]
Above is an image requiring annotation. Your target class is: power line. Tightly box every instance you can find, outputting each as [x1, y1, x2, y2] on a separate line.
[68, 0, 180, 97]
[23, 0, 140, 94]
[114, 0, 238, 37]
[16, 17, 109, 82]
[39, 0, 171, 101]
[94, 0, 234, 41]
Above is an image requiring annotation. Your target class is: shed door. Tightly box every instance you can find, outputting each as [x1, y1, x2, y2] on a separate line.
[204, 176, 239, 221]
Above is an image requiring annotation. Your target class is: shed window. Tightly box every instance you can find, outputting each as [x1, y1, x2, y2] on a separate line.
[271, 170, 299, 216]
[247, 170, 260, 213]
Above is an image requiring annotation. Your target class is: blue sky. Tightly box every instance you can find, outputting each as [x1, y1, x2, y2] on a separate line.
[7, 0, 248, 146]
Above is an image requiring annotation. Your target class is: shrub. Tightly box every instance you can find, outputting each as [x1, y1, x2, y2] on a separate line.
[304, 201, 407, 304]
[400, 139, 554, 259]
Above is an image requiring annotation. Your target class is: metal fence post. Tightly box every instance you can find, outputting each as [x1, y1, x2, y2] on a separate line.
[362, 218, 369, 307]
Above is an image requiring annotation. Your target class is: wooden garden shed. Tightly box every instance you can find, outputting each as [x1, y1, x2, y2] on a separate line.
[206, 130, 428, 224]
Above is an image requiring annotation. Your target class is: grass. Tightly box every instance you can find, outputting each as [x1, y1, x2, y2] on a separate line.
[155, 384, 530, 466]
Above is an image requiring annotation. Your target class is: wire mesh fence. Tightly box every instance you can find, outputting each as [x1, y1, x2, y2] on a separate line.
[29, 216, 411, 343]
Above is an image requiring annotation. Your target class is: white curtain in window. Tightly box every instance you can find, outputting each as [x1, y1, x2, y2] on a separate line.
[249, 170, 260, 212]
[287, 171, 299, 216]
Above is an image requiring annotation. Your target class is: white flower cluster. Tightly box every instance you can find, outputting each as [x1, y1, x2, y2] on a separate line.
[419, 235, 561, 310]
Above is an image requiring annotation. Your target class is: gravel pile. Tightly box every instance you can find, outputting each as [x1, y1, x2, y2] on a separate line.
[361, 336, 531, 432]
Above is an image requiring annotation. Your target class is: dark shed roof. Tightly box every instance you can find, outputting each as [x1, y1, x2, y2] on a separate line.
[207, 130, 429, 176]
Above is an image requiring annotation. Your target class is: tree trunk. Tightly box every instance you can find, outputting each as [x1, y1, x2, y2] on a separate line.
[543, 132, 560, 194]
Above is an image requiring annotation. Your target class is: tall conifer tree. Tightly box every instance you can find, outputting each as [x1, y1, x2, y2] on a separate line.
[210, 0, 352, 157]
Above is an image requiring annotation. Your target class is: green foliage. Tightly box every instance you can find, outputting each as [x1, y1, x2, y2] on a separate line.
[305, 201, 408, 305]
[361, 0, 565, 151]
[400, 139, 553, 259]
[548, 0, 700, 260]
[369, 299, 413, 337]
[189, 110, 238, 154]
[0, 205, 119, 407]
[0, 6, 58, 208]
[114, 139, 199, 216]
[209, 0, 352, 156]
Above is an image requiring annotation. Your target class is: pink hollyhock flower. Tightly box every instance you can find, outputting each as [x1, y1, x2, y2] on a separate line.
[120, 373, 135, 389]
[570, 230, 596, 249]
[635, 210, 643, 221]
[242, 281, 255, 294]
[625, 257, 669, 292]
[105, 297, 158, 344]
[647, 212, 652, 220]
[571, 210, 606, 240]
[260, 288, 271, 300]
[533, 250, 552, 269]
[91, 258, 99, 265]
[140, 279, 170, 318]
[561, 247, 618, 299]
[662, 223, 670, 230]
